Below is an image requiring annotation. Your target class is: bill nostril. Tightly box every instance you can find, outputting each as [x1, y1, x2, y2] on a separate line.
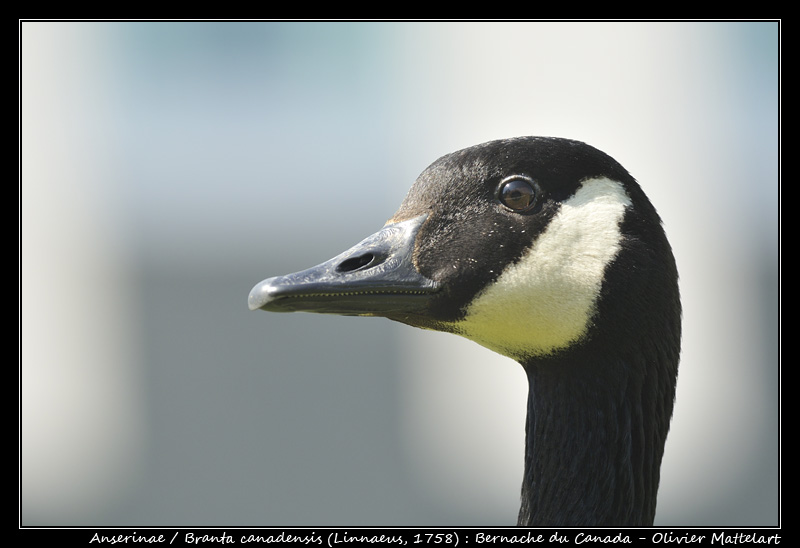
[337, 253, 380, 273]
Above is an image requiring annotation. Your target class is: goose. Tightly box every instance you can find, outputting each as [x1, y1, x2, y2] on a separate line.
[248, 136, 681, 527]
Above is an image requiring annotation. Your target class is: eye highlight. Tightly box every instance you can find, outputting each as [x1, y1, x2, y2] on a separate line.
[497, 176, 538, 212]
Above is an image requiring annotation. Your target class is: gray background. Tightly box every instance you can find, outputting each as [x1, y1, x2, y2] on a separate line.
[21, 21, 779, 526]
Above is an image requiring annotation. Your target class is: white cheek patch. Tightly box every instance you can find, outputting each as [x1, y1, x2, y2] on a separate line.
[457, 177, 632, 360]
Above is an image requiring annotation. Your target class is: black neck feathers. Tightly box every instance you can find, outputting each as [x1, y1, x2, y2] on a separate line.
[518, 348, 675, 526]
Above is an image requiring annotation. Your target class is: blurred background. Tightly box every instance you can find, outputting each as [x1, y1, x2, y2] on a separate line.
[20, 21, 779, 526]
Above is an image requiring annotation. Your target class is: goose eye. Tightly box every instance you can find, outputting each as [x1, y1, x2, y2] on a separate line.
[497, 177, 538, 212]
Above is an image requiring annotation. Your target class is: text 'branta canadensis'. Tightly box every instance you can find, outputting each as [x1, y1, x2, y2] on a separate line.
[248, 136, 681, 526]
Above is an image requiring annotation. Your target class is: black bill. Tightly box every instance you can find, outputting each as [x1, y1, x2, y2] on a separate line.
[248, 214, 439, 317]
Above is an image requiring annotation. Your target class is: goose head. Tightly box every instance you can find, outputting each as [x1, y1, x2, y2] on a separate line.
[249, 136, 681, 526]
